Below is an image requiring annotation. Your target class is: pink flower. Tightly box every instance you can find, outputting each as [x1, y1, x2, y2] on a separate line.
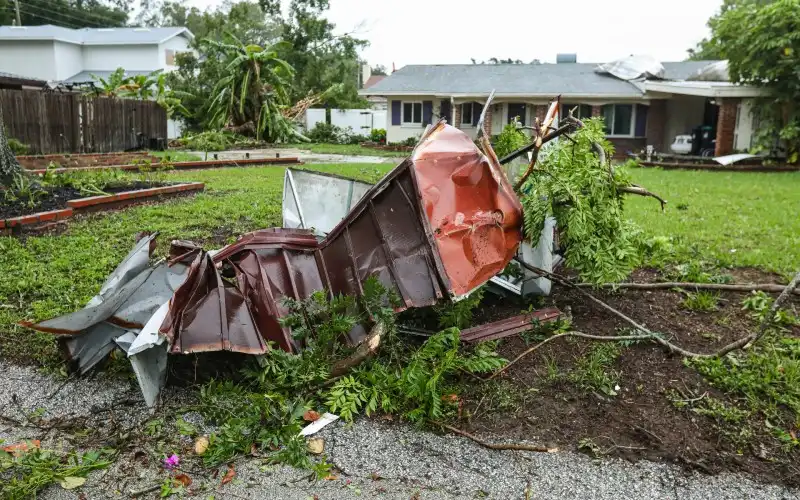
[163, 454, 180, 469]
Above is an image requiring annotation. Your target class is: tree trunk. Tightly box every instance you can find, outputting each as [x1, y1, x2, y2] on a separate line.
[0, 104, 25, 187]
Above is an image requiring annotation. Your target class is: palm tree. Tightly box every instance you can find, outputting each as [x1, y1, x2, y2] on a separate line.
[86, 67, 129, 97]
[204, 36, 302, 142]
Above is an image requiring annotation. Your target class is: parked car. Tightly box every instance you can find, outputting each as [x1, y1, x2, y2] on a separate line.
[670, 135, 692, 155]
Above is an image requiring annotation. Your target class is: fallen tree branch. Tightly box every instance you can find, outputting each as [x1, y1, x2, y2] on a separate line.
[512, 261, 800, 361]
[433, 422, 553, 453]
[490, 331, 655, 379]
[575, 281, 800, 296]
[330, 322, 385, 377]
[618, 185, 667, 210]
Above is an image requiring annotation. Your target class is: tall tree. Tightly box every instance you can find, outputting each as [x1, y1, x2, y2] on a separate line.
[0, 0, 128, 28]
[259, 0, 368, 108]
[691, 0, 800, 160]
[371, 64, 388, 76]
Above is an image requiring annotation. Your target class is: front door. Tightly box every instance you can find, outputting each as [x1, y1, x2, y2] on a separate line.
[440, 99, 452, 123]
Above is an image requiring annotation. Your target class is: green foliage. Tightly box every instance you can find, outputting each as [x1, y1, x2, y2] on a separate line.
[0, 446, 112, 500]
[435, 287, 485, 330]
[682, 291, 720, 312]
[568, 343, 622, 396]
[178, 130, 234, 152]
[204, 37, 302, 143]
[259, 0, 368, 108]
[493, 119, 528, 159]
[7, 138, 29, 155]
[369, 128, 387, 144]
[519, 118, 644, 283]
[195, 277, 504, 470]
[305, 123, 369, 145]
[0, 0, 128, 28]
[742, 291, 799, 325]
[692, 0, 800, 160]
[3, 173, 46, 209]
[689, 335, 800, 442]
[306, 122, 338, 143]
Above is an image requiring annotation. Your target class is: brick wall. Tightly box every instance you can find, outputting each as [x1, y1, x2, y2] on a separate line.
[591, 106, 602, 118]
[483, 105, 493, 136]
[535, 105, 546, 124]
[608, 137, 646, 159]
[453, 103, 461, 128]
[715, 98, 740, 156]
[646, 100, 667, 152]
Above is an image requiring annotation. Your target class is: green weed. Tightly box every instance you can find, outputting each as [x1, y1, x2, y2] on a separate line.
[569, 343, 622, 396]
[682, 291, 720, 312]
[0, 446, 113, 500]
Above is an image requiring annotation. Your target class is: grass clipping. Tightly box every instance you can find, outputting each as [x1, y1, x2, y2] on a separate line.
[516, 118, 644, 284]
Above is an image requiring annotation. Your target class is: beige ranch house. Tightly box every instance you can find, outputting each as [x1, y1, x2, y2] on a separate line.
[359, 60, 766, 157]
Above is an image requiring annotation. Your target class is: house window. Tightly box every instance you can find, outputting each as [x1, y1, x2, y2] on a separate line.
[602, 104, 634, 136]
[561, 104, 592, 120]
[402, 102, 423, 124]
[461, 103, 474, 126]
[507, 103, 526, 125]
[165, 49, 176, 65]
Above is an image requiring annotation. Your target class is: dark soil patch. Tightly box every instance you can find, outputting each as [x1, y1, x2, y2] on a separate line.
[441, 268, 800, 486]
[1, 182, 171, 219]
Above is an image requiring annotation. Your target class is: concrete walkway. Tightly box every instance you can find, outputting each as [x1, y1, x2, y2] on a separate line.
[186, 147, 401, 165]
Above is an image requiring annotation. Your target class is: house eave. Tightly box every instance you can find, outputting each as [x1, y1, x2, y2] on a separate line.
[359, 91, 645, 99]
[643, 81, 768, 98]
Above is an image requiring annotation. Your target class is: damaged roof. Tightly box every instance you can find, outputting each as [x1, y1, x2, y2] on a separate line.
[360, 61, 721, 97]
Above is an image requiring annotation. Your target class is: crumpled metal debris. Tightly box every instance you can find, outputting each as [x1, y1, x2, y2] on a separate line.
[25, 121, 529, 406]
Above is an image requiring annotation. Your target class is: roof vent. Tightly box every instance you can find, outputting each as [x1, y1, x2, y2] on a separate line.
[10, 26, 27, 29]
[97, 28, 115, 32]
[133, 28, 151, 32]
[556, 53, 577, 64]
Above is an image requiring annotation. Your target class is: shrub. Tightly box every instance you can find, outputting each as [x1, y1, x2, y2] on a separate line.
[306, 122, 339, 143]
[493, 119, 527, 159]
[370, 128, 387, 143]
[8, 137, 29, 155]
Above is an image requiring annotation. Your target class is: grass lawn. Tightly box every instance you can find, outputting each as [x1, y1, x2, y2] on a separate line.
[149, 150, 202, 162]
[627, 167, 800, 277]
[0, 163, 798, 365]
[277, 143, 408, 157]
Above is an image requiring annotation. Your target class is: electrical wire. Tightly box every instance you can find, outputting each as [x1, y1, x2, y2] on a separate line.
[6, 6, 83, 29]
[17, 1, 129, 28]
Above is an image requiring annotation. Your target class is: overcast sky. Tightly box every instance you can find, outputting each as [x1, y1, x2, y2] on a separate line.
[184, 0, 723, 67]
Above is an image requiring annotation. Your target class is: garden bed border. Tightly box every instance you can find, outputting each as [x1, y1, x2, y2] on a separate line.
[26, 157, 302, 175]
[1, 182, 205, 232]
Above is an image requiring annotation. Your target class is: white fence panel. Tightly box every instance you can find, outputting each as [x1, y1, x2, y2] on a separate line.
[305, 108, 327, 131]
[306, 108, 387, 135]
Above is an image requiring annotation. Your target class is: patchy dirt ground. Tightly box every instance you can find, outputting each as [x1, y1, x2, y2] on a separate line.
[460, 268, 800, 487]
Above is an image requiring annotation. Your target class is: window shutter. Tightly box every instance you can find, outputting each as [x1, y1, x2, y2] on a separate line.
[391, 101, 401, 126]
[635, 104, 648, 137]
[473, 103, 484, 125]
[422, 101, 433, 125]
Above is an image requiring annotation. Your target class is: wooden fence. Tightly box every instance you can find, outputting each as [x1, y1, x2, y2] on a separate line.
[0, 89, 167, 155]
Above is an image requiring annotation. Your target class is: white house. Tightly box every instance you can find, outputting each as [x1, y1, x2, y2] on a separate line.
[360, 59, 766, 157]
[0, 25, 196, 138]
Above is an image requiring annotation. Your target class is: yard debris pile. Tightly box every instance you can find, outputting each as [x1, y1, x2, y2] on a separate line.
[23, 121, 532, 405]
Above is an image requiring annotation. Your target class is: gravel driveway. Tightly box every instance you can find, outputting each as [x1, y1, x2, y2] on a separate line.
[0, 360, 797, 500]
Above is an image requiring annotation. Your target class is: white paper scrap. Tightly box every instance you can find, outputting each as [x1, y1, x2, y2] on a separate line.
[299, 413, 340, 436]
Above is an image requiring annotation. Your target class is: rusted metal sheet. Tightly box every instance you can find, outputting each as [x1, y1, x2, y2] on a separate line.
[459, 308, 562, 343]
[411, 123, 523, 297]
[160, 122, 524, 354]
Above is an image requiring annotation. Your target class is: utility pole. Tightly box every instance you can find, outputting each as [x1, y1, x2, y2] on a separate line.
[13, 0, 22, 26]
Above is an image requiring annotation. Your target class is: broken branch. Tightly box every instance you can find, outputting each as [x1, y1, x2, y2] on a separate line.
[490, 331, 654, 379]
[513, 261, 800, 359]
[575, 281, 800, 296]
[618, 185, 667, 210]
[434, 422, 552, 453]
